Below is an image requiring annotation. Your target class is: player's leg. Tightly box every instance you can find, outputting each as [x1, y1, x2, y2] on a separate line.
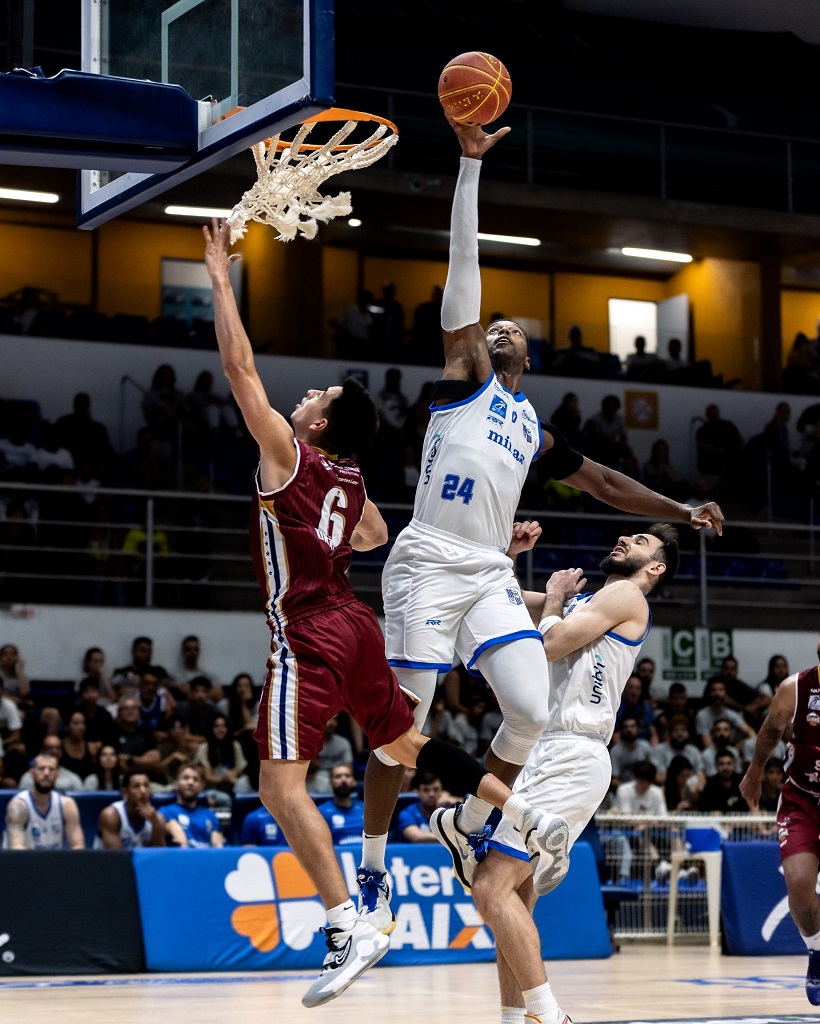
[358, 666, 438, 933]
[254, 628, 389, 1008]
[783, 850, 820, 1004]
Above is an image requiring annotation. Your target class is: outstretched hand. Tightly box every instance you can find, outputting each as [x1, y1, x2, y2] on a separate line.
[203, 218, 242, 283]
[687, 501, 724, 536]
[507, 519, 542, 559]
[445, 114, 511, 159]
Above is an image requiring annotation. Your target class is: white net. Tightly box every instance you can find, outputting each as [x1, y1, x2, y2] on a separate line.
[226, 115, 399, 243]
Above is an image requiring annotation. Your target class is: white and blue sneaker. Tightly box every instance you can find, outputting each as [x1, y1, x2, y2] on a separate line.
[807, 950, 820, 1005]
[357, 868, 396, 935]
[522, 813, 571, 897]
[301, 918, 389, 1008]
[430, 805, 491, 893]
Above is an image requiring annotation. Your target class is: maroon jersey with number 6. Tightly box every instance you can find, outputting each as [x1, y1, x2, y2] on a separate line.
[784, 666, 820, 796]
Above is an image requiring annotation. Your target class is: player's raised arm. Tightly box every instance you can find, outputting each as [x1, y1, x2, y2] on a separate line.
[439, 117, 510, 385]
[203, 219, 297, 483]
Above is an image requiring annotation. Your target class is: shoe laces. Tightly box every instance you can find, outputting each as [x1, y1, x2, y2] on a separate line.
[357, 869, 388, 912]
[466, 824, 492, 863]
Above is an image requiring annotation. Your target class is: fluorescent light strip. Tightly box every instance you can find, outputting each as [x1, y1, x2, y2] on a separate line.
[478, 231, 541, 247]
[165, 205, 233, 219]
[0, 187, 59, 204]
[622, 247, 692, 263]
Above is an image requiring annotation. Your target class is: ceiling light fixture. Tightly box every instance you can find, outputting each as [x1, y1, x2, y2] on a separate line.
[478, 232, 541, 247]
[621, 247, 692, 263]
[165, 205, 234, 219]
[0, 187, 59, 204]
[348, 218, 362, 227]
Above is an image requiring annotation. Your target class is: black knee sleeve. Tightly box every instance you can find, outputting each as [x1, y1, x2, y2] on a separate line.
[415, 737, 489, 796]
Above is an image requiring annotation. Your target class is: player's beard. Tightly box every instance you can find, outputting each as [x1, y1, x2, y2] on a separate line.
[599, 552, 645, 577]
[34, 781, 53, 795]
[489, 345, 524, 377]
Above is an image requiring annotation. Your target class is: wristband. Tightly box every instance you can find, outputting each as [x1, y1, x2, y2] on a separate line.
[538, 614, 562, 636]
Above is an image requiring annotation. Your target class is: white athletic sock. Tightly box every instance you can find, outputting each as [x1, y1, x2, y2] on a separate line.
[457, 794, 494, 834]
[523, 981, 559, 1021]
[360, 833, 388, 874]
[502, 793, 534, 832]
[804, 927, 820, 950]
[501, 1006, 526, 1024]
[326, 900, 358, 932]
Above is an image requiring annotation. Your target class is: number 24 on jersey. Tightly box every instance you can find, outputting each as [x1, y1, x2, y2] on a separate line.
[441, 474, 475, 505]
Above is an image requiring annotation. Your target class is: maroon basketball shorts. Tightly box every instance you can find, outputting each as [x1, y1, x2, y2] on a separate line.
[254, 599, 415, 762]
[777, 780, 820, 861]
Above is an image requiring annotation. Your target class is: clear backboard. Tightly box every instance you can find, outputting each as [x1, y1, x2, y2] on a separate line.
[78, 0, 334, 229]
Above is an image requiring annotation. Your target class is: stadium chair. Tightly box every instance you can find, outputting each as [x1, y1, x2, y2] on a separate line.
[667, 826, 722, 948]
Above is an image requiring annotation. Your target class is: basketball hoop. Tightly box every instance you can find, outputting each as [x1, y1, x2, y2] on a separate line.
[226, 108, 398, 244]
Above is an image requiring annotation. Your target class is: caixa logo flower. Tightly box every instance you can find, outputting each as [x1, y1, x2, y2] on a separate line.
[225, 851, 326, 952]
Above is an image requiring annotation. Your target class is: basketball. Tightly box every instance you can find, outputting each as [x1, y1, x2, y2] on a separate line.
[437, 51, 512, 125]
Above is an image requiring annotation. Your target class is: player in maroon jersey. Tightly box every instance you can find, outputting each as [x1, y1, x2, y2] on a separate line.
[741, 666, 820, 1004]
[204, 219, 572, 1009]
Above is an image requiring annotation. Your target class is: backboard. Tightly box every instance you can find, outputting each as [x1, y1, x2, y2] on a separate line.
[78, 0, 334, 229]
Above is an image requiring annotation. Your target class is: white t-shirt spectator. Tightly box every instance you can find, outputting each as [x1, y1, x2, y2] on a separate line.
[613, 781, 667, 815]
[694, 705, 745, 738]
[0, 695, 22, 734]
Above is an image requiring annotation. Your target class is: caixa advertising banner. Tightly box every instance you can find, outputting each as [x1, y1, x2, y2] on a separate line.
[721, 842, 807, 955]
[132, 842, 610, 971]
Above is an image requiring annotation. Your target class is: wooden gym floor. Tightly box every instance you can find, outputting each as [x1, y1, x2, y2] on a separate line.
[0, 946, 814, 1024]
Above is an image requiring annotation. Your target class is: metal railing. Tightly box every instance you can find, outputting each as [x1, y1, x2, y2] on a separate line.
[596, 811, 776, 942]
[1, 480, 820, 625]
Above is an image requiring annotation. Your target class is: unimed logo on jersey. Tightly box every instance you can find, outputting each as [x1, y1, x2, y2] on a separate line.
[223, 850, 492, 954]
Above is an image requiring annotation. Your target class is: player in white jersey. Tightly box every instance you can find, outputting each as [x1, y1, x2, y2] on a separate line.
[357, 113, 722, 930]
[4, 753, 84, 849]
[95, 770, 166, 849]
[452, 522, 679, 1024]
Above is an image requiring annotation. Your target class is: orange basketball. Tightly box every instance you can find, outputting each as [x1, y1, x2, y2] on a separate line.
[437, 51, 512, 126]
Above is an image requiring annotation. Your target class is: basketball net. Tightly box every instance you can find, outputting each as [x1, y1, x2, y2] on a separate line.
[226, 108, 399, 243]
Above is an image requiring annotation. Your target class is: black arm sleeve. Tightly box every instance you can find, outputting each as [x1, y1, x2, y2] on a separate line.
[537, 419, 585, 481]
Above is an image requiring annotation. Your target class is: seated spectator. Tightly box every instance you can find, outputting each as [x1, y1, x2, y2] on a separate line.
[582, 394, 633, 471]
[609, 715, 654, 787]
[663, 337, 688, 380]
[175, 634, 222, 702]
[738, 733, 786, 771]
[695, 679, 755, 748]
[641, 439, 691, 502]
[614, 675, 657, 743]
[54, 392, 118, 482]
[18, 738, 84, 792]
[757, 654, 790, 698]
[701, 718, 743, 776]
[307, 714, 353, 794]
[60, 711, 95, 781]
[75, 677, 118, 751]
[112, 636, 173, 702]
[0, 676, 23, 748]
[695, 403, 744, 494]
[177, 675, 220, 739]
[78, 646, 116, 703]
[612, 760, 666, 815]
[650, 716, 705, 786]
[624, 335, 662, 380]
[663, 754, 701, 811]
[715, 656, 763, 716]
[398, 772, 453, 842]
[758, 756, 785, 812]
[137, 671, 176, 740]
[635, 657, 656, 700]
[698, 750, 749, 813]
[192, 714, 248, 803]
[317, 764, 364, 846]
[552, 324, 599, 377]
[113, 696, 161, 777]
[4, 752, 84, 849]
[95, 769, 167, 848]
[241, 804, 288, 846]
[162, 764, 225, 847]
[653, 683, 696, 742]
[83, 743, 121, 791]
[0, 642, 30, 706]
[549, 392, 584, 451]
[156, 714, 201, 787]
[186, 369, 240, 447]
[141, 363, 186, 457]
[227, 672, 261, 790]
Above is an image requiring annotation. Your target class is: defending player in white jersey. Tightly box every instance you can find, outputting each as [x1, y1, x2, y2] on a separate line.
[459, 521, 679, 1024]
[4, 753, 84, 849]
[357, 110, 722, 930]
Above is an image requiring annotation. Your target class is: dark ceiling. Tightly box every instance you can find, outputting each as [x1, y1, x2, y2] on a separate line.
[4, 0, 820, 284]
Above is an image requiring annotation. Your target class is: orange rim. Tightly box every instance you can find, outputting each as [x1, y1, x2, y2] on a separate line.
[268, 107, 398, 153]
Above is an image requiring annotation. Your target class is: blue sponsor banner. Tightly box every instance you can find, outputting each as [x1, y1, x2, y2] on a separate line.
[722, 841, 806, 955]
[133, 841, 609, 971]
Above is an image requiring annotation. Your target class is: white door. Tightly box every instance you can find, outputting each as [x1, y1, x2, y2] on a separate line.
[656, 294, 689, 360]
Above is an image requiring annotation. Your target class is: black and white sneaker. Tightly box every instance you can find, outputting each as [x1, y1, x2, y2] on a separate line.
[301, 918, 389, 1008]
[523, 814, 571, 897]
[430, 805, 490, 893]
